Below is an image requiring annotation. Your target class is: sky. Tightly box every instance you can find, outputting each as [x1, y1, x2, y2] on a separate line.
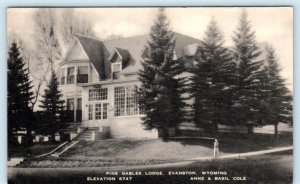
[7, 7, 293, 90]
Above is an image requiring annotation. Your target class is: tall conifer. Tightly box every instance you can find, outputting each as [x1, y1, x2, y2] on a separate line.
[260, 45, 292, 137]
[190, 18, 236, 136]
[138, 9, 186, 140]
[39, 71, 65, 140]
[232, 10, 265, 132]
[8, 42, 34, 144]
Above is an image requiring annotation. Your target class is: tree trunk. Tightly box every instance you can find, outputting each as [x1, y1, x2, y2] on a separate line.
[274, 123, 278, 138]
[158, 127, 169, 141]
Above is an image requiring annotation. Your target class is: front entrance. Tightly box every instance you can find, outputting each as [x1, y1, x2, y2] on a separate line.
[88, 102, 109, 127]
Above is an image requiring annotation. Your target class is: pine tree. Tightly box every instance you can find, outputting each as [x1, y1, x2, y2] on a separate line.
[8, 42, 34, 144]
[232, 10, 265, 133]
[260, 45, 292, 137]
[190, 18, 236, 136]
[138, 9, 186, 140]
[39, 71, 65, 140]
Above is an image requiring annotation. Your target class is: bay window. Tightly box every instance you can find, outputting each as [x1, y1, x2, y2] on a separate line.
[67, 67, 75, 84]
[77, 66, 88, 83]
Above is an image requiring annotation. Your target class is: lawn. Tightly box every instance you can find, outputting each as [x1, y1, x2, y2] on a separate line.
[8, 142, 60, 158]
[15, 133, 292, 168]
[61, 133, 292, 159]
[61, 138, 214, 160]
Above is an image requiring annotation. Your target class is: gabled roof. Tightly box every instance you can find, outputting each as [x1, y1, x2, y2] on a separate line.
[108, 47, 130, 62]
[76, 35, 106, 79]
[63, 32, 202, 78]
[102, 32, 201, 74]
[115, 48, 130, 61]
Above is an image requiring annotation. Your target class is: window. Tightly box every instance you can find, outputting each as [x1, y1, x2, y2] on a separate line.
[112, 63, 121, 79]
[88, 105, 93, 120]
[77, 66, 88, 83]
[95, 104, 101, 120]
[67, 67, 75, 84]
[126, 86, 138, 115]
[89, 88, 108, 101]
[114, 86, 125, 116]
[103, 103, 108, 119]
[77, 98, 82, 110]
[67, 98, 74, 111]
[61, 68, 66, 85]
[114, 85, 140, 116]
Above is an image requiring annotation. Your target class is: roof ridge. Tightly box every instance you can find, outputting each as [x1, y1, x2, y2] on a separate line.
[75, 34, 102, 42]
[103, 33, 149, 42]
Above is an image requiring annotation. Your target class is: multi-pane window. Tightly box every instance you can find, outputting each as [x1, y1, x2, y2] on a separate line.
[61, 68, 66, 85]
[126, 86, 139, 115]
[67, 67, 75, 84]
[95, 104, 101, 120]
[103, 103, 108, 119]
[89, 88, 108, 101]
[114, 85, 140, 117]
[77, 66, 88, 83]
[114, 86, 125, 116]
[88, 105, 93, 120]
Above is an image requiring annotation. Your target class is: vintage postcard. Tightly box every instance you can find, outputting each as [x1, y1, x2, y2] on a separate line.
[7, 7, 293, 184]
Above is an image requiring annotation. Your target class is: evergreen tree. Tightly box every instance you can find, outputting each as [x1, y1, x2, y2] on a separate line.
[232, 10, 265, 132]
[39, 71, 65, 140]
[260, 45, 292, 137]
[190, 18, 236, 136]
[138, 9, 186, 140]
[8, 42, 34, 144]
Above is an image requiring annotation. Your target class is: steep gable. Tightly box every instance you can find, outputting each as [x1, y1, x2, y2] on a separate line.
[64, 39, 89, 61]
[76, 35, 106, 79]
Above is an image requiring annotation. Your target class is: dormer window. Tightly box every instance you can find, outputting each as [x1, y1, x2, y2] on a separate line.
[112, 63, 121, 79]
[77, 66, 88, 83]
[109, 47, 130, 80]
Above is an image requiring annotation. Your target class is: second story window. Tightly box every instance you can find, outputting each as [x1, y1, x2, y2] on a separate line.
[77, 66, 88, 83]
[61, 68, 66, 85]
[112, 63, 121, 79]
[67, 67, 75, 84]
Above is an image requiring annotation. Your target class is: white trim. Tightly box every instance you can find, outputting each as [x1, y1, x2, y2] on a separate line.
[108, 48, 123, 61]
[115, 48, 123, 60]
[90, 62, 100, 78]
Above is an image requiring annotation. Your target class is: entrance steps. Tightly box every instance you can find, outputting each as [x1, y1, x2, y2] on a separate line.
[76, 127, 100, 141]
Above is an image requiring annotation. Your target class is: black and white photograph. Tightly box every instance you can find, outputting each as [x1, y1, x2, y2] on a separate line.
[7, 7, 293, 184]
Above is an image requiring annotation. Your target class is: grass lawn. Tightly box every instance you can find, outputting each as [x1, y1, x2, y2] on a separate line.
[8, 142, 60, 158]
[15, 133, 292, 168]
[62, 133, 292, 159]
[61, 138, 214, 160]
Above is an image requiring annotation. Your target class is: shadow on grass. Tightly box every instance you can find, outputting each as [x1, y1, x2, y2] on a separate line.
[170, 132, 293, 154]
[8, 142, 60, 158]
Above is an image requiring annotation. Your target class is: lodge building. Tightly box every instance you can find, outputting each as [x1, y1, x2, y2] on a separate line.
[59, 33, 202, 139]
